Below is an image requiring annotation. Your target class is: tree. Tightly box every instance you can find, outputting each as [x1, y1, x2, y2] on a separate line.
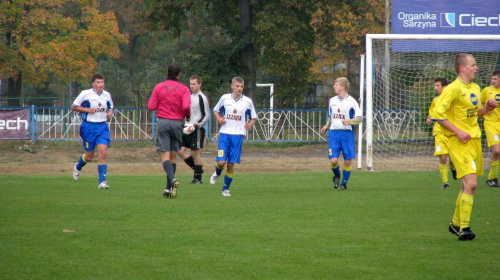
[0, 0, 125, 106]
[312, 0, 385, 96]
[142, 0, 318, 105]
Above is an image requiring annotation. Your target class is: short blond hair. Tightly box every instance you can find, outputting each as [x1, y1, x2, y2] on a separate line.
[335, 77, 350, 91]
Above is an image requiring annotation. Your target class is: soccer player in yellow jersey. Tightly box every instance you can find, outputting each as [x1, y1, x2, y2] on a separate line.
[432, 54, 497, 241]
[426, 77, 456, 189]
[480, 70, 500, 188]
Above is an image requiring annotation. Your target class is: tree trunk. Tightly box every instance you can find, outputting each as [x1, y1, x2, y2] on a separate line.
[7, 72, 22, 107]
[239, 0, 256, 101]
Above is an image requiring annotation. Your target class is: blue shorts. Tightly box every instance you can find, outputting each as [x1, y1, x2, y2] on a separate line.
[80, 121, 111, 152]
[216, 133, 243, 164]
[328, 130, 355, 160]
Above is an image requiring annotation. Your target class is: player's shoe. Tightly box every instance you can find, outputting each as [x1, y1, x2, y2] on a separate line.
[222, 189, 231, 197]
[458, 227, 476, 241]
[73, 164, 80, 181]
[486, 178, 500, 188]
[332, 176, 340, 189]
[442, 183, 450, 189]
[450, 168, 457, 180]
[162, 188, 171, 198]
[170, 179, 179, 198]
[98, 181, 109, 189]
[191, 179, 203, 184]
[448, 222, 460, 236]
[340, 184, 347, 191]
[210, 172, 219, 184]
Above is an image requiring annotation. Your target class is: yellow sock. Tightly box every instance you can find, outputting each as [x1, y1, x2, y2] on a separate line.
[459, 193, 474, 230]
[82, 154, 88, 163]
[439, 163, 448, 184]
[488, 160, 499, 180]
[451, 191, 462, 227]
[331, 163, 339, 169]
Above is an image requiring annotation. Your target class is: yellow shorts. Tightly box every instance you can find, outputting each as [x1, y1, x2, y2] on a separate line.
[484, 120, 500, 147]
[433, 134, 450, 156]
[448, 137, 483, 178]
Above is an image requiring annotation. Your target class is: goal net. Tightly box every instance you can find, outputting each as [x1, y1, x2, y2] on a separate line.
[363, 34, 500, 171]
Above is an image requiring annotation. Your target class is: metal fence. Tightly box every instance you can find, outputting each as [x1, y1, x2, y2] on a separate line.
[11, 106, 328, 143]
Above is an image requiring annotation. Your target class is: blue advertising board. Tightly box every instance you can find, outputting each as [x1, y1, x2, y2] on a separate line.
[392, 0, 500, 51]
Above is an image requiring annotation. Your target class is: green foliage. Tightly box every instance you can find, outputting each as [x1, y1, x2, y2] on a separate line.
[1, 172, 499, 279]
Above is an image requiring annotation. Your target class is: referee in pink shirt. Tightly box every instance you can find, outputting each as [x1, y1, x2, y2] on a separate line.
[148, 64, 191, 198]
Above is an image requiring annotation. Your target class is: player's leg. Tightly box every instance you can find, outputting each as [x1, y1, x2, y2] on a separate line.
[339, 131, 355, 190]
[179, 133, 195, 171]
[221, 135, 243, 196]
[328, 131, 341, 188]
[191, 149, 203, 183]
[211, 134, 229, 184]
[439, 155, 449, 188]
[95, 123, 111, 189]
[73, 122, 95, 180]
[484, 121, 500, 187]
[487, 143, 500, 187]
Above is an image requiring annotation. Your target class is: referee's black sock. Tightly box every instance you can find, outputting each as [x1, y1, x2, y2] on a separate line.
[194, 165, 203, 180]
[183, 156, 195, 170]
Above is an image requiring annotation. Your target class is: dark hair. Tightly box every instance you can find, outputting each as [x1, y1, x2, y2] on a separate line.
[492, 69, 500, 78]
[167, 64, 181, 80]
[91, 74, 104, 82]
[434, 77, 449, 87]
[190, 75, 202, 84]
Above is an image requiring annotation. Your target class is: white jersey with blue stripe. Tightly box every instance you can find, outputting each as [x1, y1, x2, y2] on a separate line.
[214, 93, 257, 136]
[72, 88, 114, 123]
[328, 95, 362, 131]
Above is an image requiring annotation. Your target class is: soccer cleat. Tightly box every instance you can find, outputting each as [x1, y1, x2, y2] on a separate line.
[448, 222, 460, 236]
[442, 183, 450, 189]
[450, 168, 457, 180]
[222, 189, 231, 197]
[162, 188, 171, 198]
[332, 176, 340, 189]
[98, 181, 109, 189]
[458, 227, 476, 241]
[73, 164, 80, 181]
[191, 178, 203, 184]
[210, 172, 219, 184]
[340, 184, 347, 191]
[171, 179, 179, 198]
[486, 178, 500, 188]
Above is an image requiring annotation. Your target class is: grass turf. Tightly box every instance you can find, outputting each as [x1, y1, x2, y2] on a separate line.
[1, 171, 499, 279]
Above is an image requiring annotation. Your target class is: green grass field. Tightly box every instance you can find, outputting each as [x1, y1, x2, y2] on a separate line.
[1, 171, 500, 279]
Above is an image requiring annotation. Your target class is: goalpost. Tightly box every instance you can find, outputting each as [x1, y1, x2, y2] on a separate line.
[363, 34, 500, 171]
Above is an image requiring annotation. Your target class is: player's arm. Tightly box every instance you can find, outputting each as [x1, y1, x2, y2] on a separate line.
[71, 93, 96, 114]
[214, 111, 226, 125]
[197, 94, 210, 128]
[320, 117, 331, 134]
[479, 99, 497, 118]
[244, 118, 256, 131]
[346, 117, 363, 125]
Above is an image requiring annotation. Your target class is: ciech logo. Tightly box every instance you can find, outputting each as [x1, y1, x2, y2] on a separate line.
[0, 117, 29, 130]
[441, 13, 500, 28]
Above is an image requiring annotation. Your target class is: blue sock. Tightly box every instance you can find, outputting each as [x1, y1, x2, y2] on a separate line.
[76, 154, 87, 171]
[215, 165, 223, 176]
[98, 164, 107, 184]
[332, 164, 341, 178]
[223, 173, 233, 191]
[341, 167, 352, 185]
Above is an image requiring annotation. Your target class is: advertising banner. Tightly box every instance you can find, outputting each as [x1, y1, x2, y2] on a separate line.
[0, 109, 30, 139]
[392, 0, 500, 51]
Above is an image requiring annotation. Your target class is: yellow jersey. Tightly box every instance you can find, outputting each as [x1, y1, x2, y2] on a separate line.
[428, 96, 443, 136]
[432, 78, 482, 138]
[480, 85, 500, 122]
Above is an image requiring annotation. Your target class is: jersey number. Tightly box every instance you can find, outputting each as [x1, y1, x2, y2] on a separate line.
[218, 150, 224, 157]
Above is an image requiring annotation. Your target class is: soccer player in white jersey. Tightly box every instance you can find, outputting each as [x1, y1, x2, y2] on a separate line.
[320, 77, 363, 191]
[71, 74, 114, 189]
[210, 77, 257, 196]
